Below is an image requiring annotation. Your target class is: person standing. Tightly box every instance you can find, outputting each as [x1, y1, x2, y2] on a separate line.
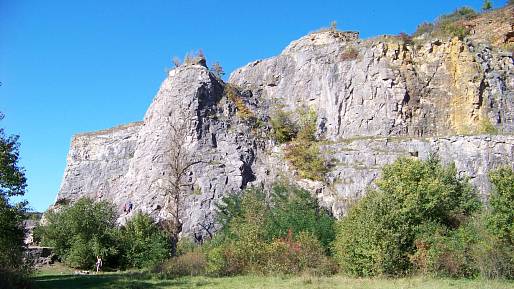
[96, 256, 102, 273]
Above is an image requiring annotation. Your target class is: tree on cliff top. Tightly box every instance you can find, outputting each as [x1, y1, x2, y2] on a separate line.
[0, 112, 29, 288]
[156, 108, 202, 255]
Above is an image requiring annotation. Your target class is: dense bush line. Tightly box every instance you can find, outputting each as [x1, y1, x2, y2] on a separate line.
[333, 157, 514, 279]
[36, 199, 169, 270]
[35, 158, 513, 280]
[156, 184, 337, 277]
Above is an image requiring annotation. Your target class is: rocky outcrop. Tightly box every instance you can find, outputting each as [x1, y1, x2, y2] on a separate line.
[24, 247, 56, 268]
[111, 65, 258, 239]
[55, 9, 514, 240]
[57, 64, 259, 239]
[57, 122, 142, 203]
[319, 135, 514, 217]
[230, 32, 514, 139]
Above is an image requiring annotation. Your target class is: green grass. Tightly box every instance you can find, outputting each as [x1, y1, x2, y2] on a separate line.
[32, 265, 513, 289]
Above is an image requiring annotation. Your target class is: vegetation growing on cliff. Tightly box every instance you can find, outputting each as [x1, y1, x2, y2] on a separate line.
[413, 6, 478, 39]
[224, 84, 255, 120]
[270, 106, 329, 181]
[270, 106, 298, 144]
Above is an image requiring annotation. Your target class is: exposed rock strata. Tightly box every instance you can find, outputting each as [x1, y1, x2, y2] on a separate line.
[56, 11, 514, 239]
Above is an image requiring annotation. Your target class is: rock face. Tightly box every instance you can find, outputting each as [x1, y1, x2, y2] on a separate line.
[58, 64, 259, 239]
[23, 247, 56, 268]
[319, 135, 514, 217]
[57, 122, 142, 203]
[55, 9, 514, 240]
[230, 32, 514, 139]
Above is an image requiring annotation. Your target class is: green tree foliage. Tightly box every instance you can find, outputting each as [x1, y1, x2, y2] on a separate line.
[0, 114, 26, 198]
[265, 184, 335, 251]
[120, 212, 169, 269]
[0, 112, 29, 288]
[206, 184, 336, 276]
[482, 0, 493, 11]
[36, 198, 120, 269]
[333, 156, 480, 277]
[487, 167, 514, 244]
[270, 107, 298, 144]
[284, 108, 328, 181]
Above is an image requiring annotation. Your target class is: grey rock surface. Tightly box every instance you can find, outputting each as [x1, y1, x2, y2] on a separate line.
[57, 122, 142, 203]
[230, 32, 514, 139]
[55, 28, 514, 240]
[24, 247, 56, 268]
[319, 135, 514, 217]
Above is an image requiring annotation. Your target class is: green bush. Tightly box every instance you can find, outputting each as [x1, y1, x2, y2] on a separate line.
[413, 22, 435, 37]
[204, 240, 246, 276]
[207, 184, 337, 276]
[36, 198, 121, 269]
[176, 237, 198, 256]
[482, 0, 492, 11]
[292, 231, 338, 276]
[284, 109, 329, 181]
[434, 7, 477, 39]
[473, 216, 514, 279]
[270, 108, 298, 143]
[474, 167, 514, 279]
[155, 251, 207, 277]
[439, 22, 471, 39]
[414, 7, 477, 40]
[286, 142, 328, 181]
[120, 213, 169, 269]
[437, 6, 478, 23]
[487, 167, 514, 244]
[264, 231, 337, 276]
[411, 220, 479, 278]
[333, 156, 480, 277]
[265, 184, 335, 251]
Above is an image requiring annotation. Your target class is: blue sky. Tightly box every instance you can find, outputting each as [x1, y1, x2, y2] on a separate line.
[0, 0, 508, 211]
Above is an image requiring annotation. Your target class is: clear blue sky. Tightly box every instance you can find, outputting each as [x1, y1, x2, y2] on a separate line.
[1, 0, 508, 212]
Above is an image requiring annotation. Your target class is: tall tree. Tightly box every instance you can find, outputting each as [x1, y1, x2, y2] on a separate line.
[0, 112, 28, 287]
[156, 109, 201, 255]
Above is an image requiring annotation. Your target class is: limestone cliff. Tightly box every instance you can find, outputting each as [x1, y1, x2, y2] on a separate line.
[55, 8, 514, 240]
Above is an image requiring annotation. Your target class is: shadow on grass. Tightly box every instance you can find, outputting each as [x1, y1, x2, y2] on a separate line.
[32, 272, 213, 289]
